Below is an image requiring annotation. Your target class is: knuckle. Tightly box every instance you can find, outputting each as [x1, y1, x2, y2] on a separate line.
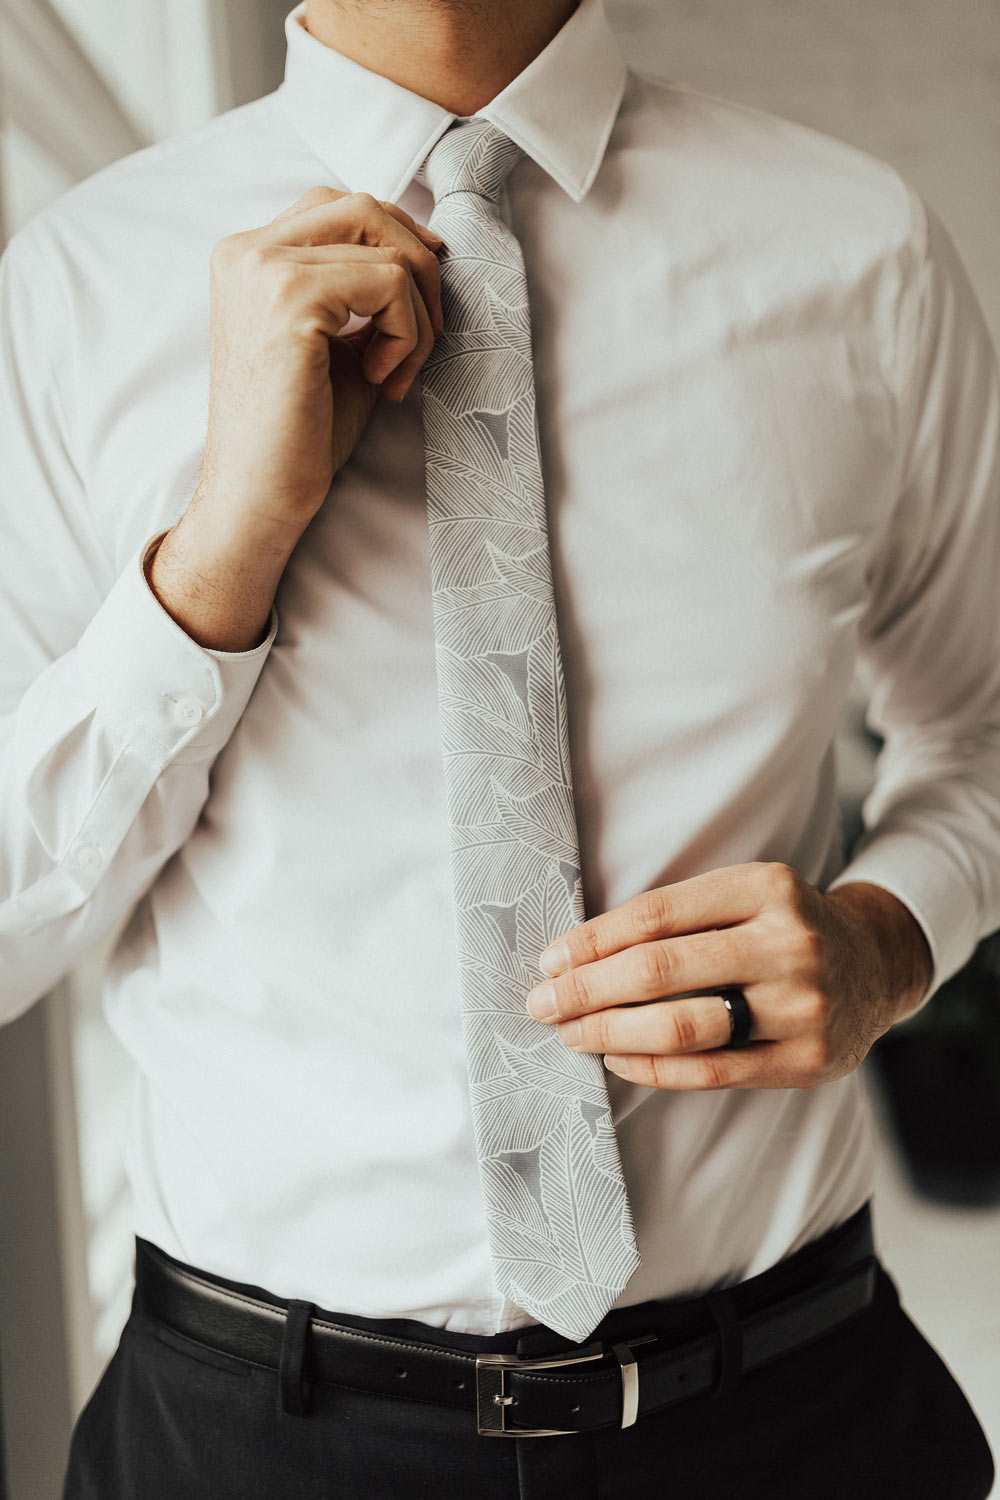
[210, 232, 245, 275]
[789, 923, 824, 971]
[376, 245, 406, 267]
[761, 861, 802, 904]
[635, 941, 674, 995]
[634, 887, 672, 938]
[798, 1035, 831, 1084]
[383, 260, 410, 291]
[566, 968, 594, 1015]
[413, 314, 436, 355]
[650, 1055, 672, 1089]
[693, 1054, 724, 1090]
[264, 257, 302, 304]
[298, 185, 340, 208]
[347, 190, 380, 215]
[573, 924, 603, 966]
[801, 984, 830, 1027]
[594, 1010, 616, 1052]
[666, 1005, 698, 1052]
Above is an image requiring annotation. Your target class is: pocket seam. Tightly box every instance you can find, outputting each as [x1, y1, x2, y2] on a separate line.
[151, 1320, 258, 1378]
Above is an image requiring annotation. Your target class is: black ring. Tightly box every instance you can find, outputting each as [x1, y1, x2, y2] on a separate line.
[721, 988, 752, 1049]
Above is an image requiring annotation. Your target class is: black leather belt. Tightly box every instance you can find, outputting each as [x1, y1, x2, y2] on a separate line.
[135, 1203, 877, 1438]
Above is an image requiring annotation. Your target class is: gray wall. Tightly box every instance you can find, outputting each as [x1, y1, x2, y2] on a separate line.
[609, 0, 1000, 343]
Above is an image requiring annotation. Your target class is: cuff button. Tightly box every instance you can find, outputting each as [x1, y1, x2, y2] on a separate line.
[74, 844, 102, 872]
[173, 696, 206, 727]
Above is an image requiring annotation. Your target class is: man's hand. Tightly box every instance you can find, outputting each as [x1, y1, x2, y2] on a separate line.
[197, 187, 444, 535]
[148, 188, 443, 651]
[524, 863, 933, 1091]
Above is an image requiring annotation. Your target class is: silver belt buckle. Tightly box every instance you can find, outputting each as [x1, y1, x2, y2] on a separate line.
[475, 1334, 656, 1436]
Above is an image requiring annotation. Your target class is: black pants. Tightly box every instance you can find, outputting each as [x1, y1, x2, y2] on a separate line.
[63, 1253, 994, 1500]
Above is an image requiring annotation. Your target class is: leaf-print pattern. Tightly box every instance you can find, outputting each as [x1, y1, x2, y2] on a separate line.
[420, 119, 640, 1342]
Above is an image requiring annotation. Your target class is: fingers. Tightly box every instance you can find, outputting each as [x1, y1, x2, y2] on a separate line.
[539, 862, 805, 977]
[376, 198, 444, 252]
[230, 189, 443, 402]
[524, 863, 864, 1095]
[554, 984, 811, 1052]
[270, 187, 443, 251]
[371, 270, 436, 402]
[270, 245, 430, 390]
[261, 188, 443, 333]
[602, 1041, 810, 1092]
[603, 1032, 831, 1091]
[555, 995, 739, 1058]
[526, 928, 756, 1023]
[298, 256, 419, 383]
[338, 321, 379, 358]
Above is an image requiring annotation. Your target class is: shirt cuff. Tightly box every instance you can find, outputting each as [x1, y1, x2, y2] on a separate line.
[76, 529, 277, 767]
[825, 828, 982, 1007]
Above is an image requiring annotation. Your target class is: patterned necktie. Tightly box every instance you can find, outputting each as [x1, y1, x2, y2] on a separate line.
[419, 118, 640, 1342]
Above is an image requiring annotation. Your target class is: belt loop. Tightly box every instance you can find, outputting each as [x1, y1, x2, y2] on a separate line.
[705, 1289, 743, 1401]
[279, 1300, 315, 1415]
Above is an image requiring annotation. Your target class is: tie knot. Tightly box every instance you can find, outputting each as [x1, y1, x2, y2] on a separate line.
[422, 118, 525, 206]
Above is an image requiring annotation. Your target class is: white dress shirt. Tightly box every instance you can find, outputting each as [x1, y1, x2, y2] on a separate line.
[2, 0, 999, 1335]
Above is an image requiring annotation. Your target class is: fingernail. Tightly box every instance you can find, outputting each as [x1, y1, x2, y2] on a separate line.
[539, 943, 569, 977]
[604, 1055, 631, 1077]
[559, 1020, 583, 1049]
[526, 984, 557, 1021]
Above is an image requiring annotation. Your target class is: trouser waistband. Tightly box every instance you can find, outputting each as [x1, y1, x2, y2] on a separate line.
[134, 1202, 877, 1435]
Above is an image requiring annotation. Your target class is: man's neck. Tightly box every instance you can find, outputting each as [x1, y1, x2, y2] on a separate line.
[303, 0, 580, 117]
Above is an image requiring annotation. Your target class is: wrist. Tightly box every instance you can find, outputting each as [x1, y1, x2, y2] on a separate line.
[146, 498, 294, 652]
[826, 881, 934, 1023]
[185, 478, 305, 571]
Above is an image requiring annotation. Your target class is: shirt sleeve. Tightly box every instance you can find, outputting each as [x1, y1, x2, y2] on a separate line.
[826, 189, 1000, 1005]
[0, 222, 276, 1023]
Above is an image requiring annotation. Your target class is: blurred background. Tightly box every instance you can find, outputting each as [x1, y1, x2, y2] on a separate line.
[0, 1, 998, 1496]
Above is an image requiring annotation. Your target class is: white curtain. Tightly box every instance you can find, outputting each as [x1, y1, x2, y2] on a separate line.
[0, 11, 284, 1497]
[1, 0, 286, 238]
[1, 11, 137, 250]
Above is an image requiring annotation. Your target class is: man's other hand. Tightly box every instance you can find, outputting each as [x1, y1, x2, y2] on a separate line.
[524, 863, 934, 1091]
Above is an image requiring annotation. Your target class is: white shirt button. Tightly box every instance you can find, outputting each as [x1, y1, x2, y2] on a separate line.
[73, 844, 102, 872]
[172, 696, 206, 727]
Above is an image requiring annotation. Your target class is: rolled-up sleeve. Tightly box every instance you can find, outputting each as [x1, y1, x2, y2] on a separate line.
[0, 223, 275, 1022]
[827, 190, 1000, 1002]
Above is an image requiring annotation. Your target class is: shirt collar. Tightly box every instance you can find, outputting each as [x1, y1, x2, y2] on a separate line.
[279, 0, 627, 204]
